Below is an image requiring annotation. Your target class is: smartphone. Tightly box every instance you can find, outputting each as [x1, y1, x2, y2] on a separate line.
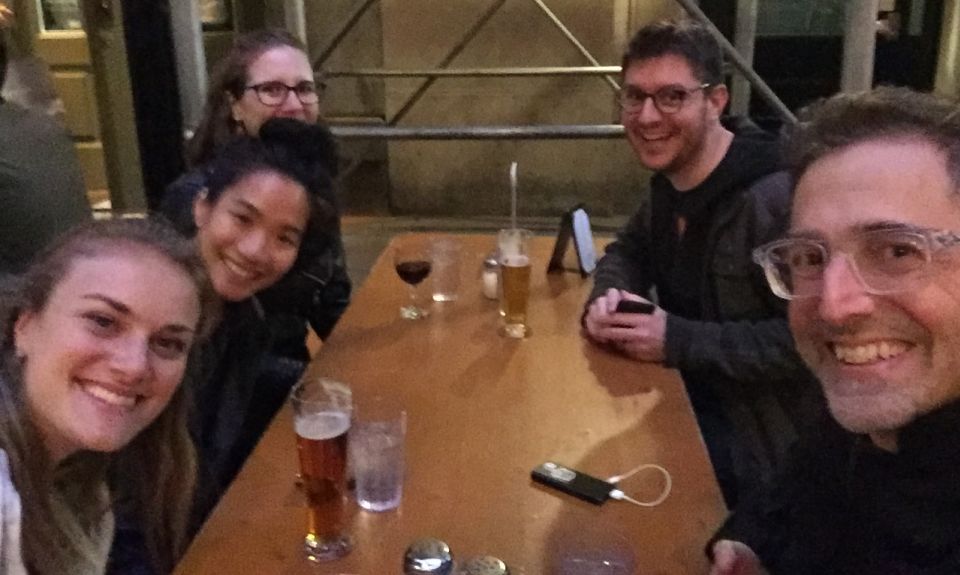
[616, 300, 655, 314]
[531, 462, 614, 505]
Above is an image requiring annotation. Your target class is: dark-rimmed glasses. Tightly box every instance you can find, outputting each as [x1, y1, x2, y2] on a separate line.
[245, 81, 323, 107]
[752, 227, 960, 300]
[618, 83, 712, 115]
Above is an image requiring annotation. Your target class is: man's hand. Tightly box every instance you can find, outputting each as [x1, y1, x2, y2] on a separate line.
[709, 540, 767, 575]
[583, 289, 667, 362]
[0, 4, 14, 29]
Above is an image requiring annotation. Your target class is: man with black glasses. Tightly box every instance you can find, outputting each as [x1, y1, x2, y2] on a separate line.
[710, 87, 960, 575]
[582, 19, 814, 505]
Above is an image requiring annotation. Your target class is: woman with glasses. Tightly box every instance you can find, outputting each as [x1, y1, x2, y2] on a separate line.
[160, 28, 350, 468]
[186, 28, 324, 167]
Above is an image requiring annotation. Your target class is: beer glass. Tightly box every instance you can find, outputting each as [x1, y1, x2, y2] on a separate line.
[291, 379, 352, 561]
[498, 228, 532, 338]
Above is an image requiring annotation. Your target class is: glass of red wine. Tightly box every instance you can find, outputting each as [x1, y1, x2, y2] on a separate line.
[394, 239, 432, 319]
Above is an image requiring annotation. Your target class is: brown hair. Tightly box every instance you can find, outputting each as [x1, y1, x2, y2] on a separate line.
[186, 28, 313, 167]
[621, 19, 724, 86]
[0, 218, 219, 573]
[788, 87, 960, 189]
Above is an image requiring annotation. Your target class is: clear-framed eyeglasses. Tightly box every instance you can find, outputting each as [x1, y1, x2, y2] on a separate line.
[752, 227, 960, 300]
[618, 83, 713, 115]
[245, 80, 324, 107]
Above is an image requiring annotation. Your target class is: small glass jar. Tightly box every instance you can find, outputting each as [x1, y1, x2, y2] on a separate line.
[482, 252, 500, 300]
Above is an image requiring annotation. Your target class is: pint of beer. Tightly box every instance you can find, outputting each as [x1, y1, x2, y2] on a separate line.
[498, 228, 533, 338]
[291, 379, 353, 561]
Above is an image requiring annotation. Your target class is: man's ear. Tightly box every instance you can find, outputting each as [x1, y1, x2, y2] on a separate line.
[705, 83, 729, 120]
[193, 188, 212, 228]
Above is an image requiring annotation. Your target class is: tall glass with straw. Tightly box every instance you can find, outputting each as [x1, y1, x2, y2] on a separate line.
[498, 162, 533, 338]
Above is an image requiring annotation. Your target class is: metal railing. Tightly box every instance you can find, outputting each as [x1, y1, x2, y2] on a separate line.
[318, 0, 795, 142]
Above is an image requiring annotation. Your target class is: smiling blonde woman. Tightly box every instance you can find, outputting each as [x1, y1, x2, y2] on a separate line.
[0, 218, 218, 574]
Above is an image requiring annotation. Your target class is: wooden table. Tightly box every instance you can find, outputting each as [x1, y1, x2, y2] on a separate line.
[175, 234, 726, 574]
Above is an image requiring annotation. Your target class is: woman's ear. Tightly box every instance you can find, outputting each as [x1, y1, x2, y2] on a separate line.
[228, 91, 246, 134]
[193, 188, 212, 228]
[13, 310, 36, 360]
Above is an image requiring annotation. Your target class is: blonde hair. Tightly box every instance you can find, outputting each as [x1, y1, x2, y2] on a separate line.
[0, 218, 218, 573]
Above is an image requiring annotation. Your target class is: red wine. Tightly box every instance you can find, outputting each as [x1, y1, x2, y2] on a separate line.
[396, 260, 431, 285]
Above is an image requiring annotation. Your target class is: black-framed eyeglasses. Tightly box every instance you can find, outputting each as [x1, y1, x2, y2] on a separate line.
[752, 226, 960, 300]
[245, 80, 324, 107]
[618, 83, 713, 115]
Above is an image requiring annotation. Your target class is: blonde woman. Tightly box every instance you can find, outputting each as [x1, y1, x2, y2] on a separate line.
[0, 218, 217, 573]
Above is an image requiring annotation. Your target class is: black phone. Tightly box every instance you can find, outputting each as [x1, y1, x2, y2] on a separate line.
[531, 462, 614, 505]
[616, 300, 655, 314]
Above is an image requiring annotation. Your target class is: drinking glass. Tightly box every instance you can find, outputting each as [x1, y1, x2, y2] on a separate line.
[394, 238, 432, 319]
[430, 236, 462, 302]
[498, 228, 532, 338]
[291, 379, 353, 562]
[349, 397, 406, 511]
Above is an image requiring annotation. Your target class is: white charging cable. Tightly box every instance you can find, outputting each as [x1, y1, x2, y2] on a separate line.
[605, 463, 672, 508]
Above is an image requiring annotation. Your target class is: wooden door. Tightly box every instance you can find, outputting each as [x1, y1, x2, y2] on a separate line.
[11, 0, 144, 211]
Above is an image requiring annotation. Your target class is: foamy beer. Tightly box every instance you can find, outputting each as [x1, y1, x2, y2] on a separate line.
[498, 228, 533, 338]
[291, 379, 353, 561]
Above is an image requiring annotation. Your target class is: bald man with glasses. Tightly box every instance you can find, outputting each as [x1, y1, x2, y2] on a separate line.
[709, 87, 960, 575]
[582, 19, 814, 506]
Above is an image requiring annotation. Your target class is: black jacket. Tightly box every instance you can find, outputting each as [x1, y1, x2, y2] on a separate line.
[587, 118, 817, 487]
[712, 402, 960, 574]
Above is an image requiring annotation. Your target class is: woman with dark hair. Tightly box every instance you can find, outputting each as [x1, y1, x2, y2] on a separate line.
[165, 27, 350, 378]
[110, 118, 340, 575]
[0, 217, 218, 574]
[168, 118, 339, 520]
[186, 28, 323, 167]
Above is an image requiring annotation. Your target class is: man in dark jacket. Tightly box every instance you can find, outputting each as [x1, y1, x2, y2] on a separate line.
[582, 20, 815, 505]
[709, 87, 960, 575]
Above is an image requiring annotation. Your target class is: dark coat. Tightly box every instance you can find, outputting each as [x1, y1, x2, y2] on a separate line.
[712, 401, 960, 574]
[587, 118, 819, 491]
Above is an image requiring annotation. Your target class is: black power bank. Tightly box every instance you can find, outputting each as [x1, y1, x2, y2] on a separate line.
[531, 462, 615, 505]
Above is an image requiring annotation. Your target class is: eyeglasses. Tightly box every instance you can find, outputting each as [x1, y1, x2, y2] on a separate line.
[752, 227, 960, 300]
[245, 81, 323, 107]
[618, 83, 712, 115]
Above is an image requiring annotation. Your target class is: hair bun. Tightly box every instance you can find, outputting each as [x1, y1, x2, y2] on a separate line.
[258, 118, 339, 178]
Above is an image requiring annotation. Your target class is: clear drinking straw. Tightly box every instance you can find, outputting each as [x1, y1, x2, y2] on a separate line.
[510, 161, 518, 230]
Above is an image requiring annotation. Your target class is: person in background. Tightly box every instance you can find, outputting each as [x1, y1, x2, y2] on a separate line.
[0, 218, 217, 574]
[0, 21, 90, 274]
[710, 87, 960, 575]
[581, 19, 816, 506]
[163, 31, 351, 468]
[168, 26, 351, 349]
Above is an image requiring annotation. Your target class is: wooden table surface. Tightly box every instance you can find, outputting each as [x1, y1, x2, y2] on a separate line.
[175, 234, 726, 575]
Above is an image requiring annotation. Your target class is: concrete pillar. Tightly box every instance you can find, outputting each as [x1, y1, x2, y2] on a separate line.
[934, 0, 960, 97]
[841, 0, 879, 93]
[284, 0, 307, 45]
[169, 0, 207, 133]
[730, 0, 757, 116]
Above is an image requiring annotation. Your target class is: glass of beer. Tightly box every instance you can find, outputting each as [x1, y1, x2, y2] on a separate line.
[291, 379, 353, 562]
[498, 228, 533, 338]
